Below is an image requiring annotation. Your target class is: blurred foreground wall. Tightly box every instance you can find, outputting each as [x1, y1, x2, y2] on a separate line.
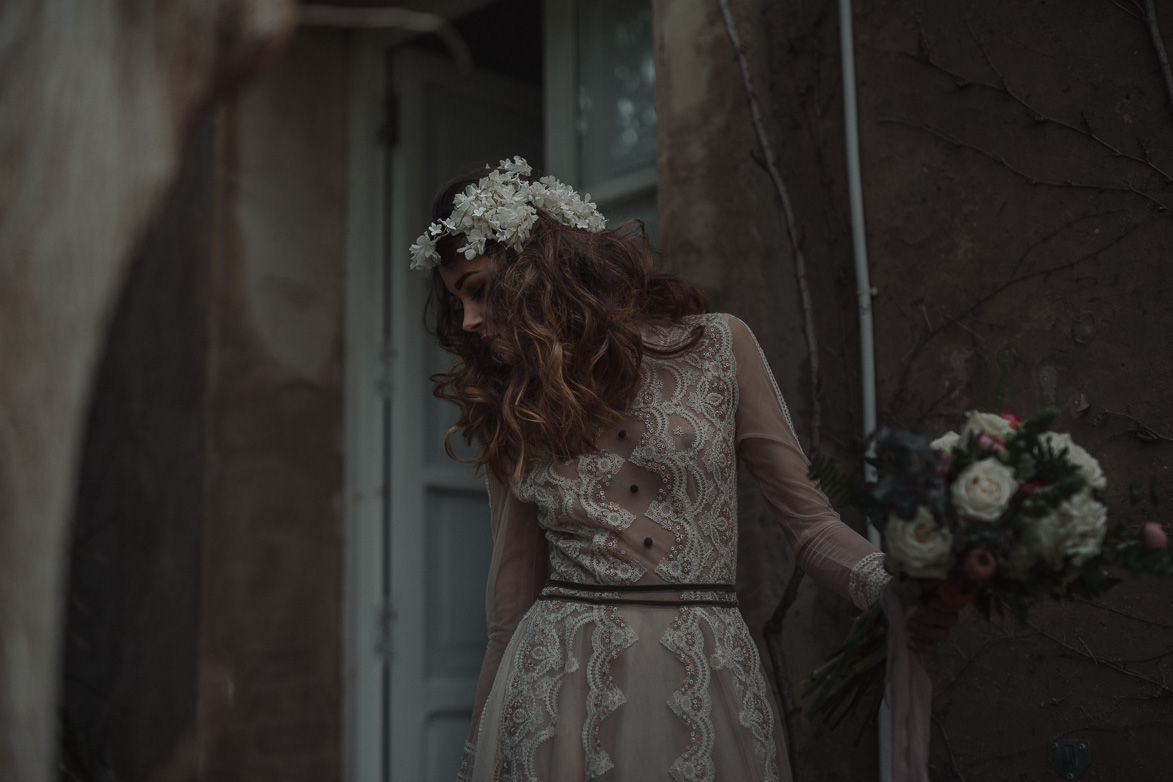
[654, 1, 1173, 780]
[59, 28, 347, 782]
[0, 3, 294, 780]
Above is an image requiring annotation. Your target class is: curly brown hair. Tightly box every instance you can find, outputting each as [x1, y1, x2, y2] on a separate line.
[425, 166, 708, 486]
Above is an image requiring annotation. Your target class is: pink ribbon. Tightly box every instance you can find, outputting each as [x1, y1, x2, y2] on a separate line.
[881, 580, 932, 782]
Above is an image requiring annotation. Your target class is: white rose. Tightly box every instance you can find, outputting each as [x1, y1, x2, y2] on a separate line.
[960, 411, 1016, 446]
[931, 431, 961, 455]
[1058, 489, 1109, 566]
[952, 458, 1019, 521]
[1040, 432, 1107, 491]
[885, 506, 954, 579]
[1029, 489, 1108, 569]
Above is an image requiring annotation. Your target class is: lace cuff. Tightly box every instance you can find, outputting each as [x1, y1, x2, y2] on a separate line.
[457, 740, 476, 782]
[848, 551, 891, 609]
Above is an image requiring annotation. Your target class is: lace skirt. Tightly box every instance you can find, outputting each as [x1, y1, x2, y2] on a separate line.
[459, 584, 789, 782]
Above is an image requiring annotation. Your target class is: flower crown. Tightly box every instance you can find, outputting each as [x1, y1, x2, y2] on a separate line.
[409, 156, 607, 270]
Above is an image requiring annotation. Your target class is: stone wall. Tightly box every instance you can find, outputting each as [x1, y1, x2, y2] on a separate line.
[200, 28, 349, 781]
[654, 1, 1173, 780]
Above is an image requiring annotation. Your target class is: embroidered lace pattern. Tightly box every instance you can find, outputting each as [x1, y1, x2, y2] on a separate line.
[495, 600, 580, 781]
[521, 450, 645, 584]
[848, 551, 891, 609]
[705, 609, 781, 781]
[519, 315, 741, 587]
[493, 600, 638, 782]
[581, 606, 639, 777]
[468, 314, 878, 781]
[633, 320, 739, 585]
[457, 740, 476, 782]
[661, 607, 717, 782]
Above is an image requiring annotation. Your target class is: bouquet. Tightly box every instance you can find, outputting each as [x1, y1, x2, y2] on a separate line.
[803, 407, 1173, 733]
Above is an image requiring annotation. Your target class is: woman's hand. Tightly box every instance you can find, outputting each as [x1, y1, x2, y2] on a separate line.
[907, 570, 981, 653]
[906, 596, 961, 654]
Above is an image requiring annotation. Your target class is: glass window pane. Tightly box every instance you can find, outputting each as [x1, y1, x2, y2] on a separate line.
[576, 1, 656, 184]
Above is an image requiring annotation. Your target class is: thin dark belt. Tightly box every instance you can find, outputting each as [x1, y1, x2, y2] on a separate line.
[539, 578, 739, 608]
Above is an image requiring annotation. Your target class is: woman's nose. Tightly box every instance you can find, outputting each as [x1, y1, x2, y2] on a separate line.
[462, 303, 484, 333]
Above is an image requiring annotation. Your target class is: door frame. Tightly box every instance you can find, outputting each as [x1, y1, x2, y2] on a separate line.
[343, 39, 545, 782]
[343, 34, 390, 782]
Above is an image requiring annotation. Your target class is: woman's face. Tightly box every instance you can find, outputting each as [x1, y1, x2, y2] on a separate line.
[439, 252, 493, 345]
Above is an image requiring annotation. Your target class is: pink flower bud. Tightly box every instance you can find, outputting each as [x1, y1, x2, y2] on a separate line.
[1017, 481, 1046, 497]
[963, 548, 998, 580]
[998, 412, 1023, 429]
[977, 433, 1006, 452]
[1142, 522, 1168, 550]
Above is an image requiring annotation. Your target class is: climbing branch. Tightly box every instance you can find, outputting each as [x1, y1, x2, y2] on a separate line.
[1095, 409, 1173, 443]
[718, 0, 822, 454]
[903, 17, 1173, 184]
[881, 118, 1171, 212]
[1075, 597, 1173, 630]
[1143, 0, 1173, 124]
[890, 219, 1137, 414]
[1029, 622, 1173, 692]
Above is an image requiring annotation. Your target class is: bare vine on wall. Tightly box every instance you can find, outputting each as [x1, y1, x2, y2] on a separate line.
[716, 1, 824, 777]
[888, 16, 1172, 212]
[884, 11, 1171, 421]
[1115, 0, 1173, 120]
[878, 9, 1173, 773]
[717, 0, 823, 455]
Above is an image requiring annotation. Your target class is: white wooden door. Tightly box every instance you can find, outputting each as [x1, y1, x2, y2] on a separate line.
[385, 48, 542, 782]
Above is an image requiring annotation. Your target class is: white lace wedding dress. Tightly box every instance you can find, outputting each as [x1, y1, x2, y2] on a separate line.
[459, 313, 888, 782]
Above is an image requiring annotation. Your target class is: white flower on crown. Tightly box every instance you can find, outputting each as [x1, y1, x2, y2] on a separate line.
[409, 157, 607, 270]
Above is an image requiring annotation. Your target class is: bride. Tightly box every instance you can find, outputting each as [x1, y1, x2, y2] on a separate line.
[411, 157, 955, 781]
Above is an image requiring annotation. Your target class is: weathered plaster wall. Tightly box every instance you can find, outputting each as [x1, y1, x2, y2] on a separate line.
[655, 1, 1173, 780]
[857, 3, 1173, 780]
[0, 4, 294, 778]
[60, 27, 350, 782]
[654, 1, 873, 779]
[63, 116, 214, 782]
[202, 28, 349, 780]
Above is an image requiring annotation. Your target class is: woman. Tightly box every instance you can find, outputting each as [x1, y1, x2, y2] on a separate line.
[412, 158, 953, 782]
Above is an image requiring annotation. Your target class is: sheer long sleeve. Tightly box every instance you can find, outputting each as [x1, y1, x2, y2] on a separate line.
[468, 474, 548, 744]
[728, 315, 888, 607]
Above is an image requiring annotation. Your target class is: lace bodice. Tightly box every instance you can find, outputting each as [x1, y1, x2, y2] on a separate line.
[469, 314, 888, 749]
[516, 316, 743, 586]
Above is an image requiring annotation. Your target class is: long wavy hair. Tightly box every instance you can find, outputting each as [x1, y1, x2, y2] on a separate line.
[425, 166, 708, 486]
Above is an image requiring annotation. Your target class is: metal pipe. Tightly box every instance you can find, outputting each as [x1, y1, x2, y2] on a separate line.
[837, 0, 889, 779]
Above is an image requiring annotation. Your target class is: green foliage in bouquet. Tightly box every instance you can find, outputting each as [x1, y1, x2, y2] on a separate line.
[800, 599, 887, 742]
[861, 428, 945, 530]
[807, 453, 862, 511]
